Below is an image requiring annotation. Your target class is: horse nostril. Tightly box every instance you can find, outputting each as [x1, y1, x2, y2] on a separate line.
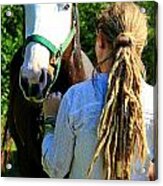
[28, 84, 41, 98]
[39, 69, 45, 83]
[20, 68, 47, 100]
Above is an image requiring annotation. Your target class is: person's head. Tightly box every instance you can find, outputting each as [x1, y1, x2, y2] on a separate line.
[88, 3, 148, 179]
[95, 2, 147, 73]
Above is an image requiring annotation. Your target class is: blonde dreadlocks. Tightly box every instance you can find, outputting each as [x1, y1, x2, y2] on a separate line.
[87, 3, 148, 179]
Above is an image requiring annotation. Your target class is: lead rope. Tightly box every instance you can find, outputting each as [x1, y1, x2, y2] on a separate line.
[45, 56, 62, 98]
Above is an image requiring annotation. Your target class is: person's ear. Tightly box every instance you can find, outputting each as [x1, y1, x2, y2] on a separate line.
[96, 31, 106, 49]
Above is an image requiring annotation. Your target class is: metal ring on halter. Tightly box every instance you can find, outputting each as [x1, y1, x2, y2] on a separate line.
[56, 49, 62, 59]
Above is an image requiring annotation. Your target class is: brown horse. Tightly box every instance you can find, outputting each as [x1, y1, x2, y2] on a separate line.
[5, 3, 93, 177]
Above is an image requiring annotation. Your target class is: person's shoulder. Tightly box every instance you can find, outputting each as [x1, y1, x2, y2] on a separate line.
[66, 78, 93, 98]
[62, 73, 108, 108]
[66, 73, 108, 96]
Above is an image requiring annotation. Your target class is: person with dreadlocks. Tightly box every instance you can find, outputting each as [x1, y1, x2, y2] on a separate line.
[42, 2, 156, 180]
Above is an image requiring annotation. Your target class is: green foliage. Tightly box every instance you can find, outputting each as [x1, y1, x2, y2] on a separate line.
[79, 2, 109, 65]
[1, 2, 157, 123]
[136, 1, 158, 85]
[1, 5, 24, 122]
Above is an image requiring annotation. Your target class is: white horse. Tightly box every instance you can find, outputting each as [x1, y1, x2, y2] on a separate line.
[7, 3, 93, 177]
[19, 3, 93, 103]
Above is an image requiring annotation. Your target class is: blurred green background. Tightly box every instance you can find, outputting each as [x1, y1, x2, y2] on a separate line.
[1, 2, 157, 154]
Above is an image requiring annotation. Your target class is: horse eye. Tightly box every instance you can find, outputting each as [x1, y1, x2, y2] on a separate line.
[63, 4, 70, 10]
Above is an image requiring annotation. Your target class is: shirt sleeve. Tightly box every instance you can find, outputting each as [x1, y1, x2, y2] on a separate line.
[42, 92, 75, 178]
[146, 114, 155, 161]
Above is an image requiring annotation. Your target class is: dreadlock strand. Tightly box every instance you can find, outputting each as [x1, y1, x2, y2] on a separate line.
[104, 120, 116, 179]
[112, 116, 119, 177]
[98, 65, 123, 138]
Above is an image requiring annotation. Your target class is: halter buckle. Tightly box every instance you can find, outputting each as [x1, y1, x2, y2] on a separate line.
[56, 49, 62, 59]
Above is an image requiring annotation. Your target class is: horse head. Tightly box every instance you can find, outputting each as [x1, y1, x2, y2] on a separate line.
[19, 3, 80, 103]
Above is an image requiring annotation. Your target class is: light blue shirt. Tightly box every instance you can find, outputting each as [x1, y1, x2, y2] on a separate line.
[42, 73, 155, 180]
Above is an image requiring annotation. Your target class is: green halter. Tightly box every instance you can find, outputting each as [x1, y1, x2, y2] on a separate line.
[24, 26, 76, 98]
[25, 26, 76, 56]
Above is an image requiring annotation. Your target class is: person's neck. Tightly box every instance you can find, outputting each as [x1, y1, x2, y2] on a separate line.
[99, 59, 113, 73]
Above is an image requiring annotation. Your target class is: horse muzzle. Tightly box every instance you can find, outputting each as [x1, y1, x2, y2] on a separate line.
[19, 67, 48, 103]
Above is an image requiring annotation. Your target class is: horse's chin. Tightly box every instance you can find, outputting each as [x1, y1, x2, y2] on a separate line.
[30, 95, 45, 103]
[20, 83, 47, 103]
[23, 92, 45, 103]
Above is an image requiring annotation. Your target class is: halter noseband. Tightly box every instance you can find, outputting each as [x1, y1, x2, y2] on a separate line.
[21, 4, 78, 102]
